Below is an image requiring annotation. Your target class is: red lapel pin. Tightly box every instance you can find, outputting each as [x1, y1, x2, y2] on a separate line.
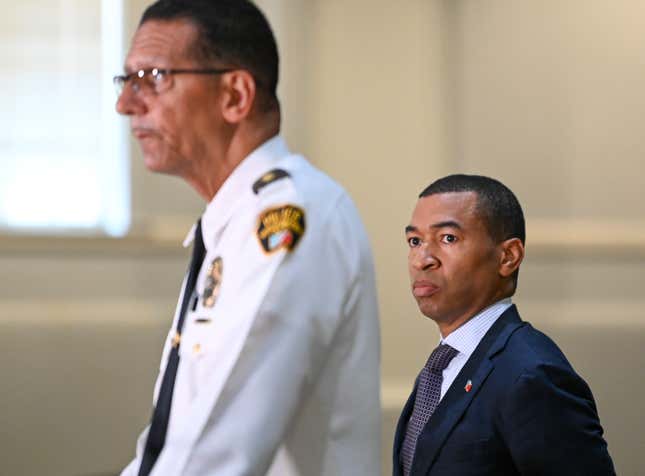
[464, 379, 473, 392]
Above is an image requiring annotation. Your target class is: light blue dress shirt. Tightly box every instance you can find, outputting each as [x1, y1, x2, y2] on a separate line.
[439, 298, 513, 399]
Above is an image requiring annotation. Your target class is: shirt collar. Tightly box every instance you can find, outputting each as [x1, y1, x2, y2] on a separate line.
[183, 135, 290, 249]
[441, 298, 513, 357]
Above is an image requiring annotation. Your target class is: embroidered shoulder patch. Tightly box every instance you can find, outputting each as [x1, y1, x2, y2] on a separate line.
[257, 205, 305, 253]
[252, 169, 290, 194]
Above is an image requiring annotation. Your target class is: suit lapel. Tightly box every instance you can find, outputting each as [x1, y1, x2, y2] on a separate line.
[392, 382, 418, 476]
[411, 306, 525, 475]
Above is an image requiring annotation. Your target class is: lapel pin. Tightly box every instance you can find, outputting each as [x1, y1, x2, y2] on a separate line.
[464, 379, 473, 392]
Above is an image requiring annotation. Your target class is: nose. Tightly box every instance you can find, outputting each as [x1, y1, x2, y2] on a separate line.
[115, 85, 147, 116]
[411, 244, 439, 271]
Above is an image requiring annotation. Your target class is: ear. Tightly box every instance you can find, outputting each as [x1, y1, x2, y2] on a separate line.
[220, 70, 256, 123]
[498, 238, 524, 278]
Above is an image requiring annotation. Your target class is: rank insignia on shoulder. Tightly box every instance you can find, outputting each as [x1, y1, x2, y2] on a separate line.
[202, 256, 223, 308]
[252, 169, 290, 194]
[257, 205, 305, 254]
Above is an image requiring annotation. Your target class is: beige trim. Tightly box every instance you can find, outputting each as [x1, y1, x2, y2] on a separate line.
[2, 218, 644, 255]
[0, 299, 172, 325]
[3, 296, 643, 411]
[517, 299, 645, 328]
[0, 232, 183, 255]
[527, 219, 645, 255]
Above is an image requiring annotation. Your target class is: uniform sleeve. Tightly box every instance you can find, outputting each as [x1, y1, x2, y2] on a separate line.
[499, 363, 615, 475]
[149, 195, 364, 476]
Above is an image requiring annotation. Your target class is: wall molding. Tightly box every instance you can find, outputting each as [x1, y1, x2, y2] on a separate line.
[0, 299, 172, 325]
[527, 219, 645, 256]
[516, 299, 645, 328]
[3, 296, 644, 411]
[2, 218, 644, 256]
[4, 296, 642, 324]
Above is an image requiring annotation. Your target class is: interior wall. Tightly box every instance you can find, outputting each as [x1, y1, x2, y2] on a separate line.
[440, 3, 645, 473]
[1, 1, 643, 475]
[289, 0, 451, 389]
[450, 0, 645, 221]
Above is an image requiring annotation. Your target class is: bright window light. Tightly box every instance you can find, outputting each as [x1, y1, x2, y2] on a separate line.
[0, 0, 129, 237]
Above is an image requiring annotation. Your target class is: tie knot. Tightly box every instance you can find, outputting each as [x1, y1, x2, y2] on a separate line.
[425, 343, 458, 374]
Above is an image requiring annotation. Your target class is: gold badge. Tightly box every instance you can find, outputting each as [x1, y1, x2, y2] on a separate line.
[202, 256, 223, 308]
[257, 205, 306, 253]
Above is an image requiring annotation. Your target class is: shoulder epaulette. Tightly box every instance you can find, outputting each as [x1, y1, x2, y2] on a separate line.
[252, 169, 290, 195]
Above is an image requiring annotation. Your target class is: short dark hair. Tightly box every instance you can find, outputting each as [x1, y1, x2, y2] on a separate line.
[141, 0, 279, 110]
[419, 174, 525, 245]
[419, 174, 525, 290]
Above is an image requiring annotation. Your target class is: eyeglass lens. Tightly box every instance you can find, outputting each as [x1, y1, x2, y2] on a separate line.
[113, 69, 171, 96]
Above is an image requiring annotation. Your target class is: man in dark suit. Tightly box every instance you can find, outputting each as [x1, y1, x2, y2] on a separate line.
[393, 174, 615, 475]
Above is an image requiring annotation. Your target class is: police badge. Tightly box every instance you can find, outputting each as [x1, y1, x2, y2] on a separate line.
[202, 256, 223, 308]
[256, 205, 306, 254]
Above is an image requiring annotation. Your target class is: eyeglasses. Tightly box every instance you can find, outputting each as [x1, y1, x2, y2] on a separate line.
[113, 67, 234, 96]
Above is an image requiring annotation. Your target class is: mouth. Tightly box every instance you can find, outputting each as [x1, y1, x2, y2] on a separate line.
[132, 127, 157, 140]
[412, 280, 439, 298]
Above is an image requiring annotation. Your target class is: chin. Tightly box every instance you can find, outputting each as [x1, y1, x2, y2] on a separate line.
[143, 158, 166, 174]
[138, 141, 168, 172]
[142, 152, 175, 175]
[417, 301, 440, 321]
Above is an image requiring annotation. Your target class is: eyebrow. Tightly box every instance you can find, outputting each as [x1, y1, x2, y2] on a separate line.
[431, 220, 463, 230]
[404, 220, 463, 234]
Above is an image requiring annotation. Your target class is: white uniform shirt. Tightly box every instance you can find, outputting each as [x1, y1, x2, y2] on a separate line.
[439, 298, 513, 399]
[122, 136, 381, 476]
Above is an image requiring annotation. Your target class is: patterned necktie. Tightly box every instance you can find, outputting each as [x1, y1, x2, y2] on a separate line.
[400, 343, 459, 476]
[139, 219, 206, 476]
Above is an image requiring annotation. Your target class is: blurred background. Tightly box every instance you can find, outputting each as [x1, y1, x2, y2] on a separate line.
[1, 0, 644, 474]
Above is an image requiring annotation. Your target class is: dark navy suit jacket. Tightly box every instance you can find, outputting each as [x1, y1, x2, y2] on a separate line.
[393, 305, 615, 476]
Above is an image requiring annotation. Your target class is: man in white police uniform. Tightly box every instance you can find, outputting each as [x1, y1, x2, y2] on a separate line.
[115, 1, 380, 475]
